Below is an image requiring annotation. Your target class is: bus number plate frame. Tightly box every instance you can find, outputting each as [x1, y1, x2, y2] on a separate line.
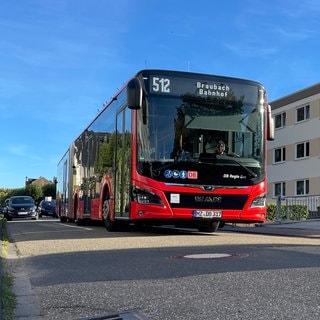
[193, 210, 222, 218]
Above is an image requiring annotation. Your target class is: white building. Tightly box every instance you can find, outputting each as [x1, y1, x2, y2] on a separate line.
[267, 83, 320, 207]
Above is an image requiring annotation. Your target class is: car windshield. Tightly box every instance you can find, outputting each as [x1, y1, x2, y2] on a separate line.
[11, 197, 33, 205]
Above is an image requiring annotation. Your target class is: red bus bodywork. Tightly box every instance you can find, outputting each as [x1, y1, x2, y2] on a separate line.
[56, 70, 274, 232]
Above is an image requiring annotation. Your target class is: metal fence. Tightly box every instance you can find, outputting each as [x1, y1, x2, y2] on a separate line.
[271, 195, 320, 220]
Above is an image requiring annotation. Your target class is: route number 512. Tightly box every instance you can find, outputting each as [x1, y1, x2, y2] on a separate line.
[152, 77, 171, 93]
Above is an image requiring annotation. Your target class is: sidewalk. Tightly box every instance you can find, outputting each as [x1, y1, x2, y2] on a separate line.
[6, 242, 43, 320]
[0, 219, 43, 320]
[223, 219, 320, 238]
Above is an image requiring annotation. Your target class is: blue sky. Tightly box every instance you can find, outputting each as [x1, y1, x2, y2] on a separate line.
[1, 0, 320, 188]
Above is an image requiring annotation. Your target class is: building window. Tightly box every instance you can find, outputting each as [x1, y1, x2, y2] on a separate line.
[296, 180, 309, 195]
[274, 147, 286, 163]
[296, 105, 310, 122]
[274, 182, 286, 197]
[296, 141, 309, 159]
[275, 112, 286, 129]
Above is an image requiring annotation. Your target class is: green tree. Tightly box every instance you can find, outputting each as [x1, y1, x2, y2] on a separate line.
[8, 188, 25, 197]
[0, 188, 11, 205]
[42, 184, 56, 199]
[25, 184, 43, 203]
[1, 183, 55, 206]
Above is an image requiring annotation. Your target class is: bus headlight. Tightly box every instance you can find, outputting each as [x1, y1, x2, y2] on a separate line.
[250, 195, 266, 208]
[132, 187, 163, 206]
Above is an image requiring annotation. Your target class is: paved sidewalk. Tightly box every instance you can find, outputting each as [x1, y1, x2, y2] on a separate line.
[1, 219, 43, 320]
[6, 242, 43, 320]
[223, 219, 320, 238]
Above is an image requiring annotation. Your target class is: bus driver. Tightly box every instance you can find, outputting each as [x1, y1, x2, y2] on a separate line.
[215, 140, 226, 155]
[215, 140, 239, 157]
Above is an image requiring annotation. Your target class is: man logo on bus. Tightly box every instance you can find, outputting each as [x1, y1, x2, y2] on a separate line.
[195, 195, 222, 203]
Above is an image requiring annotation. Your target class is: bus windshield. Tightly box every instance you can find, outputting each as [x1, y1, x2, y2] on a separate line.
[136, 88, 265, 186]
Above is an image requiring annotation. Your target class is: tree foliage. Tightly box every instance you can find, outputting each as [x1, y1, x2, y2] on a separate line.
[25, 184, 43, 202]
[42, 184, 56, 198]
[0, 183, 56, 206]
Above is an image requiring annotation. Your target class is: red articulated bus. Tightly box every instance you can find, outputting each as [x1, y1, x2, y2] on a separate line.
[56, 69, 274, 232]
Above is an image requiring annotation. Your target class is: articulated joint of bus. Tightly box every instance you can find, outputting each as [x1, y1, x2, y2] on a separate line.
[132, 186, 164, 206]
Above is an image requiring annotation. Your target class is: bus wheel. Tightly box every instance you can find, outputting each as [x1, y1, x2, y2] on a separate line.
[218, 221, 225, 229]
[103, 199, 116, 232]
[198, 221, 220, 233]
[60, 216, 67, 223]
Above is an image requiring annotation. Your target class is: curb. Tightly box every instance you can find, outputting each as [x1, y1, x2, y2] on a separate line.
[6, 238, 43, 320]
[223, 222, 320, 238]
[1, 220, 43, 320]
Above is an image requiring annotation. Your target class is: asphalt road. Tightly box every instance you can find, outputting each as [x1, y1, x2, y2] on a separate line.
[4, 219, 320, 320]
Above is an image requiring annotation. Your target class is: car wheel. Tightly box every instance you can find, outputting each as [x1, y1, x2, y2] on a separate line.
[32, 213, 39, 220]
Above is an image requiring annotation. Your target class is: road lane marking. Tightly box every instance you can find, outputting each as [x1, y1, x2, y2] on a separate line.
[54, 222, 93, 230]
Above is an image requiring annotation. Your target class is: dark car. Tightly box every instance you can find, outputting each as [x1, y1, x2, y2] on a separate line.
[38, 200, 56, 217]
[4, 196, 38, 221]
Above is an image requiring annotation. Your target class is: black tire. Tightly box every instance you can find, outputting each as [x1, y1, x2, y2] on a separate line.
[218, 221, 225, 229]
[75, 207, 84, 226]
[32, 213, 39, 220]
[76, 218, 83, 226]
[103, 199, 117, 231]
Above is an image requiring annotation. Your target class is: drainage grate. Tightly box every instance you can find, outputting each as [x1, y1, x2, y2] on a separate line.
[78, 309, 150, 320]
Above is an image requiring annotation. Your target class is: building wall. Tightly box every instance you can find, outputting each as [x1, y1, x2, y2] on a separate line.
[267, 84, 320, 202]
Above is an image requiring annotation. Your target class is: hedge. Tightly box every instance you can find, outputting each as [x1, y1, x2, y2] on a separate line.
[267, 203, 309, 221]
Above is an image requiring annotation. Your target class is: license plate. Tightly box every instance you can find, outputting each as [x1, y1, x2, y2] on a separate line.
[18, 212, 28, 215]
[193, 210, 222, 218]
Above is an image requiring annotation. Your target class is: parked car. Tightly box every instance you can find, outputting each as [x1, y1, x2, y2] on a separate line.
[38, 200, 56, 217]
[3, 196, 38, 221]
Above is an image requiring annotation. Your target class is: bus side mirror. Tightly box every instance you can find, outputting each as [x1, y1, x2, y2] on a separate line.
[127, 77, 142, 110]
[267, 104, 275, 141]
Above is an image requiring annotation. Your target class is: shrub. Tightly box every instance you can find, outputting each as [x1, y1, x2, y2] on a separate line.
[267, 203, 309, 221]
